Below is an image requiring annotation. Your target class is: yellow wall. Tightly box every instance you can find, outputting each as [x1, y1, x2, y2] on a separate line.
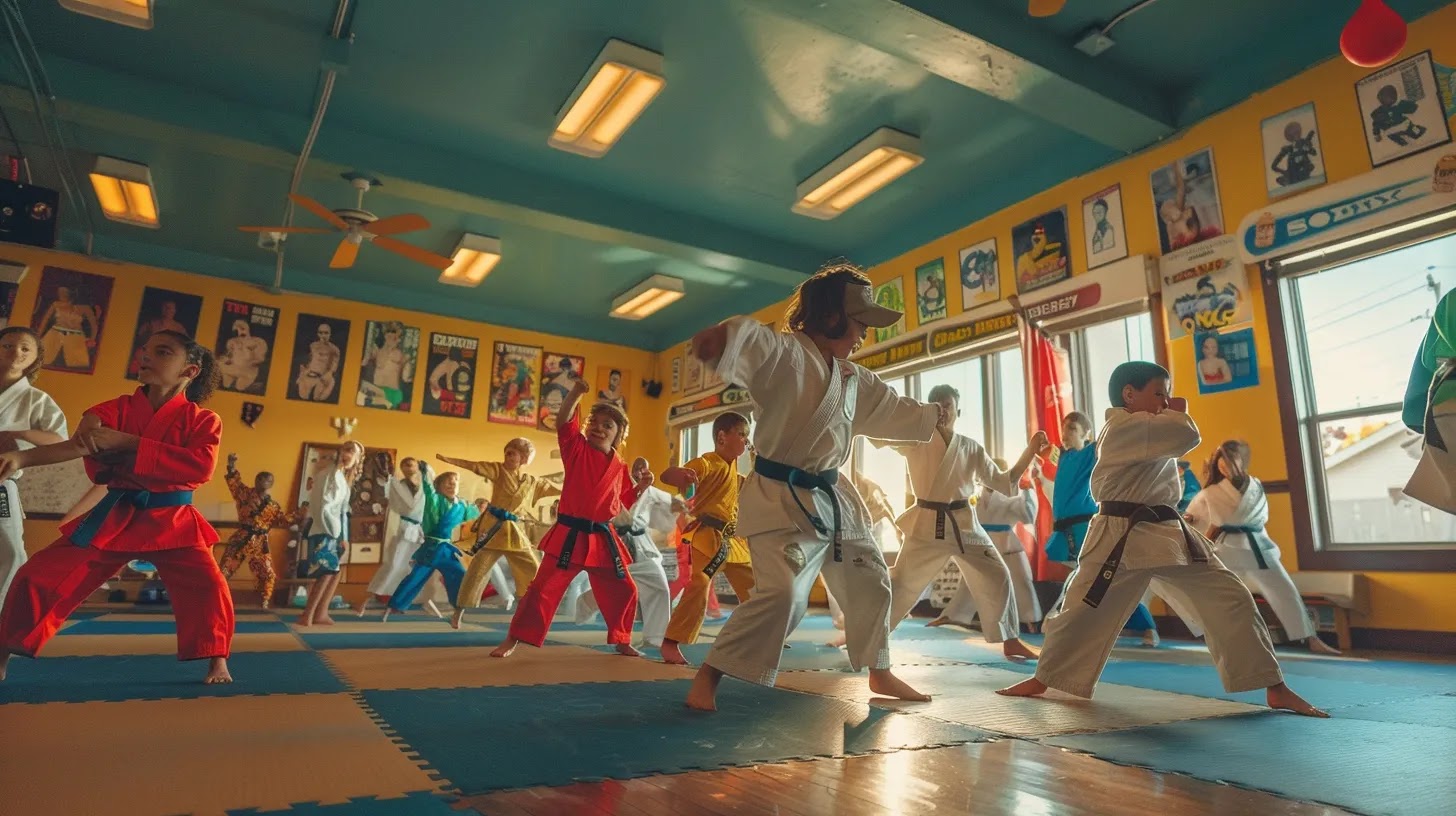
[2, 244, 671, 598]
[657, 6, 1456, 633]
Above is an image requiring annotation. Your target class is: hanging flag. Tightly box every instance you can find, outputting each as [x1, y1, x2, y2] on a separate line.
[1019, 316, 1074, 582]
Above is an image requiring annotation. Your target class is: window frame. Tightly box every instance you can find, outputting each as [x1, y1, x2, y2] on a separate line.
[1265, 225, 1456, 573]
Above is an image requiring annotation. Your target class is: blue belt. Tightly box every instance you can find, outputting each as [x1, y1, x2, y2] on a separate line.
[1217, 525, 1269, 569]
[981, 523, 1012, 533]
[71, 489, 194, 548]
[754, 456, 843, 561]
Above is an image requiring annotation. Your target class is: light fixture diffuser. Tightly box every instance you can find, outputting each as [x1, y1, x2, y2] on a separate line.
[58, 0, 153, 29]
[550, 39, 665, 158]
[793, 128, 924, 220]
[610, 273, 684, 320]
[89, 155, 159, 228]
[438, 233, 502, 287]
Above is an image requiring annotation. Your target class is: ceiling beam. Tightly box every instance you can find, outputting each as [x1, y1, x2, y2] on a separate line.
[742, 0, 1176, 153]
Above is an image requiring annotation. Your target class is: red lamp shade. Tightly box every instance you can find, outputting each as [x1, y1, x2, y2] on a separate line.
[1340, 0, 1408, 68]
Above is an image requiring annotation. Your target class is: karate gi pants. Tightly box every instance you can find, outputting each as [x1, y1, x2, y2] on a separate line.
[942, 543, 1041, 625]
[509, 559, 638, 646]
[705, 532, 891, 687]
[458, 548, 539, 608]
[1052, 561, 1156, 632]
[388, 546, 466, 612]
[367, 521, 424, 597]
[665, 546, 753, 644]
[576, 555, 673, 647]
[1, 541, 234, 660]
[1035, 559, 1283, 698]
[890, 535, 1017, 643]
[0, 481, 29, 609]
[218, 535, 276, 604]
[1166, 552, 1316, 643]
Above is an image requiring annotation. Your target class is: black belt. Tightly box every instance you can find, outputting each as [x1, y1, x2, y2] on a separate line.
[1217, 525, 1269, 569]
[915, 498, 969, 552]
[693, 514, 737, 576]
[1083, 502, 1207, 608]
[754, 457, 843, 561]
[555, 513, 625, 578]
[470, 505, 518, 556]
[613, 522, 646, 561]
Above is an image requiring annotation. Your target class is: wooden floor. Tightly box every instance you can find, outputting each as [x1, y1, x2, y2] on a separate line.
[456, 741, 1354, 816]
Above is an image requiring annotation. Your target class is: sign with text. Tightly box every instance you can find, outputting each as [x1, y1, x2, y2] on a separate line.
[928, 312, 1017, 355]
[855, 334, 928, 372]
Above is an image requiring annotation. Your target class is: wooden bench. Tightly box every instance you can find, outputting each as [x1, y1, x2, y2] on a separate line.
[1255, 572, 1366, 652]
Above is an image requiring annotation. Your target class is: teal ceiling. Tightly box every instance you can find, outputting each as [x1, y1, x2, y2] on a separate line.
[3, 0, 1452, 349]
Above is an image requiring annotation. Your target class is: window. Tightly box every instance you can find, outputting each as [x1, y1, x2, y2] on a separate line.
[1282, 230, 1456, 553]
[919, 356, 986, 442]
[854, 376, 912, 554]
[1055, 312, 1157, 433]
[992, 346, 1027, 462]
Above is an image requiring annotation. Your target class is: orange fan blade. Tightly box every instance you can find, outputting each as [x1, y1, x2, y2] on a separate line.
[372, 235, 453, 270]
[330, 239, 360, 269]
[237, 226, 335, 234]
[366, 213, 429, 236]
[289, 193, 350, 231]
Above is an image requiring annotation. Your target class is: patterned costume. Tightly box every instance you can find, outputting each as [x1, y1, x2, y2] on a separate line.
[218, 468, 305, 606]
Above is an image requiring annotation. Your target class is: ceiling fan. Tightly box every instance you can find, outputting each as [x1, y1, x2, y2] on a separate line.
[239, 172, 452, 271]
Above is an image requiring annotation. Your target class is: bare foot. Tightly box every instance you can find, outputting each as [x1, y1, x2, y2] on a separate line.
[451, 609, 466, 630]
[426, 600, 444, 619]
[925, 616, 952, 628]
[380, 608, 393, 623]
[504, 596, 516, 612]
[660, 640, 689, 665]
[295, 615, 313, 628]
[996, 677, 1048, 698]
[204, 657, 233, 685]
[615, 643, 644, 657]
[0, 652, 10, 681]
[490, 637, 519, 658]
[1267, 683, 1329, 718]
[1003, 638, 1040, 661]
[825, 633, 847, 648]
[832, 616, 845, 631]
[353, 599, 369, 617]
[1307, 636, 1342, 656]
[314, 614, 336, 626]
[685, 665, 723, 711]
[868, 668, 931, 702]
[1140, 629, 1160, 648]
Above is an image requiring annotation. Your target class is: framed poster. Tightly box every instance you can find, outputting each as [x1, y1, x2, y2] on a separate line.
[683, 349, 704, 394]
[871, 277, 907, 345]
[32, 266, 112, 375]
[1159, 236, 1252, 339]
[957, 238, 999, 310]
[538, 351, 585, 431]
[1356, 51, 1453, 168]
[287, 314, 349, 404]
[422, 332, 478, 419]
[215, 298, 278, 396]
[914, 258, 948, 325]
[670, 354, 682, 394]
[1012, 207, 1072, 294]
[487, 341, 540, 426]
[1150, 148, 1225, 254]
[1194, 328, 1260, 395]
[1261, 103, 1327, 198]
[356, 320, 420, 412]
[125, 286, 203, 379]
[0, 280, 18, 329]
[1081, 185, 1128, 269]
[596, 365, 629, 410]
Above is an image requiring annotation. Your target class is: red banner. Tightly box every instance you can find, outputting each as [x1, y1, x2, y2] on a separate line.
[1020, 318, 1074, 582]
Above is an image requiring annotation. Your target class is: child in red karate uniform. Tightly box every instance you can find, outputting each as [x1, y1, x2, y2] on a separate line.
[491, 375, 652, 658]
[0, 331, 234, 684]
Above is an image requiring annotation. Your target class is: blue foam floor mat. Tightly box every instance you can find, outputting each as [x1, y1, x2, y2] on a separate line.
[361, 679, 991, 793]
[0, 651, 346, 703]
[1090, 660, 1435, 709]
[61, 619, 290, 635]
[300, 631, 507, 650]
[1273, 656, 1456, 691]
[1047, 712, 1456, 816]
[227, 792, 471, 816]
[1334, 693, 1456, 728]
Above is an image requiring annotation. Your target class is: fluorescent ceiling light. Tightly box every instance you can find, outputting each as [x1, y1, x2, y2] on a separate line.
[58, 0, 153, 29]
[550, 39, 665, 158]
[438, 233, 502, 287]
[610, 273, 684, 320]
[89, 155, 159, 228]
[793, 128, 924, 220]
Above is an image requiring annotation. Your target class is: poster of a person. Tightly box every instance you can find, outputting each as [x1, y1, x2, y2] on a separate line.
[1012, 208, 1072, 293]
[538, 352, 585, 430]
[356, 320, 419, 411]
[596, 366, 630, 411]
[871, 278, 907, 344]
[422, 332, 478, 419]
[1355, 51, 1453, 168]
[32, 266, 112, 375]
[126, 287, 202, 380]
[288, 314, 350, 403]
[914, 258, 948, 325]
[1081, 185, 1128, 269]
[214, 298, 278, 395]
[1260, 103, 1327, 198]
[1150, 148, 1225, 254]
[487, 342, 540, 426]
[1194, 329, 1260, 395]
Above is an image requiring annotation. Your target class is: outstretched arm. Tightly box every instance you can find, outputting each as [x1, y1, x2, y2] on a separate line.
[558, 376, 589, 431]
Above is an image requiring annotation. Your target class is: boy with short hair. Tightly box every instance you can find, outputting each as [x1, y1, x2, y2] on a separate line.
[998, 361, 1325, 717]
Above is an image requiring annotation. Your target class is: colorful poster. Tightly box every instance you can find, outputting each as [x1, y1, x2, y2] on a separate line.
[538, 351, 585, 431]
[215, 298, 278, 396]
[1356, 51, 1453, 168]
[871, 277, 907, 345]
[422, 332, 478, 419]
[488, 341, 540, 426]
[683, 348, 704, 394]
[1081, 185, 1128, 269]
[1261, 103, 1326, 199]
[957, 238, 999, 309]
[126, 287, 203, 379]
[1150, 147, 1224, 254]
[0, 280, 18, 329]
[287, 313, 350, 404]
[913, 258, 948, 325]
[356, 320, 419, 412]
[33, 266, 112, 375]
[670, 354, 682, 394]
[1012, 207, 1072, 294]
[1194, 328, 1260, 395]
[596, 365, 630, 411]
[1159, 235, 1253, 339]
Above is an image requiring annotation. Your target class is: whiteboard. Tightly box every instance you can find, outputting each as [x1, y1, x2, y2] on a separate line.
[16, 458, 94, 516]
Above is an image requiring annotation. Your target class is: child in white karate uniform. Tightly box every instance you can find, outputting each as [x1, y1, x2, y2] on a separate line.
[999, 361, 1326, 717]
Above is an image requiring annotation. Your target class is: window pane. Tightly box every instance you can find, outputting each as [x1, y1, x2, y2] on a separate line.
[1081, 312, 1156, 426]
[919, 357, 986, 442]
[1316, 410, 1456, 545]
[1295, 233, 1456, 415]
[995, 347, 1027, 461]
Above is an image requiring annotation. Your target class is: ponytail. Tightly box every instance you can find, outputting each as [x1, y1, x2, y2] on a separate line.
[152, 330, 220, 404]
